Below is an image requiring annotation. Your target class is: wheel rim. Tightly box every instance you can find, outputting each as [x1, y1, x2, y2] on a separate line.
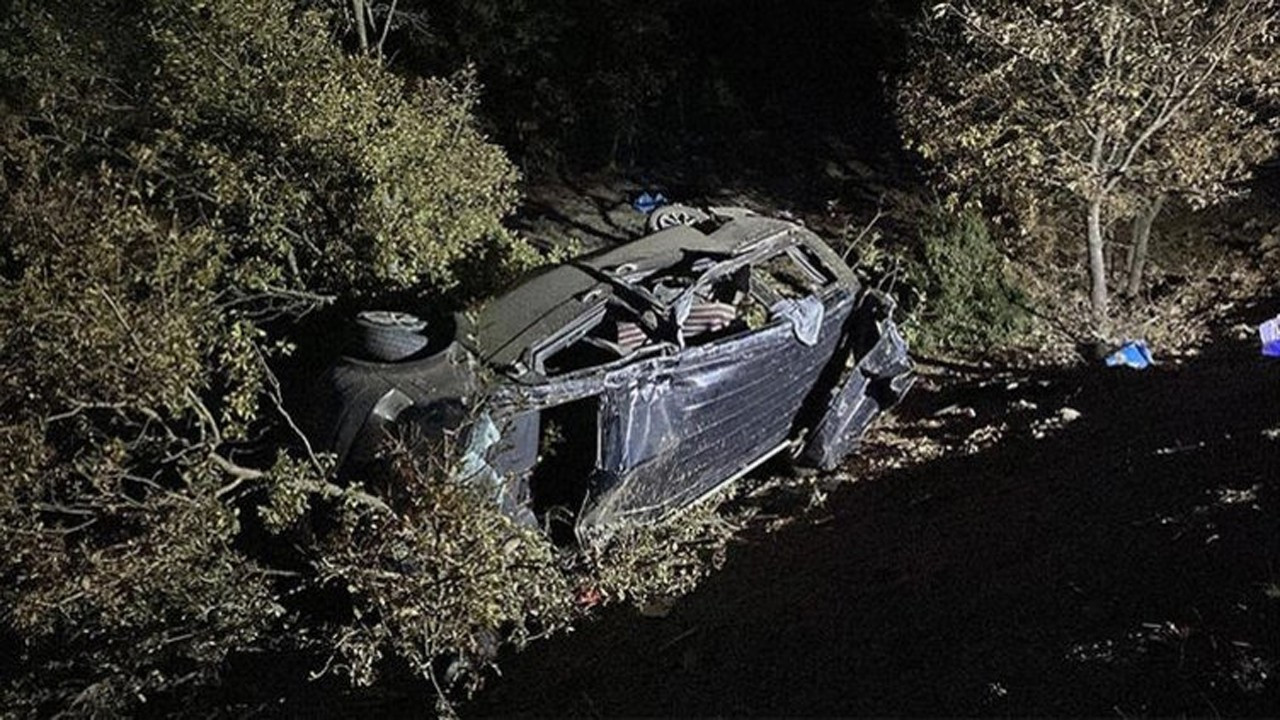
[648, 204, 710, 232]
[358, 310, 426, 330]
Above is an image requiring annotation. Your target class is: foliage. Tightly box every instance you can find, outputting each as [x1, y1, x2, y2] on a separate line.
[308, 442, 575, 700]
[2, 0, 528, 301]
[896, 0, 1280, 328]
[908, 208, 1029, 353]
[0, 0, 538, 713]
[304, 437, 749, 703]
[576, 501, 746, 610]
[836, 198, 1028, 354]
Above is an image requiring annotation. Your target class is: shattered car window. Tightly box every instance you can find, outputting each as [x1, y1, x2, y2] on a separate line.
[306, 208, 915, 546]
[541, 303, 657, 374]
[757, 247, 833, 300]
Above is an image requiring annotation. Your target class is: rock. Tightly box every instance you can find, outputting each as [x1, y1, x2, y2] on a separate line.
[639, 596, 676, 618]
[934, 404, 977, 418]
[1059, 407, 1083, 423]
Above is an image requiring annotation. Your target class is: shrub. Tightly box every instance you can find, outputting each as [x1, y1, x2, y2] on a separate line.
[906, 208, 1030, 354]
[308, 442, 576, 700]
[0, 0, 535, 713]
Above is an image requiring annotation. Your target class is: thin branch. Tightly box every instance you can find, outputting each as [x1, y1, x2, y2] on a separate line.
[251, 342, 325, 477]
[185, 387, 223, 447]
[1106, 3, 1253, 189]
[209, 452, 265, 480]
[46, 401, 129, 423]
[841, 202, 886, 263]
[376, 0, 398, 61]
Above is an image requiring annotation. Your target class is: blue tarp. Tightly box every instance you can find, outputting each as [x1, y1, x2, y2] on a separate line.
[632, 191, 667, 214]
[1261, 316, 1280, 357]
[1105, 340, 1153, 369]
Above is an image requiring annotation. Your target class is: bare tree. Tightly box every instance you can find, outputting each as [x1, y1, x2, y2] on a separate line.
[350, 0, 423, 59]
[898, 0, 1280, 330]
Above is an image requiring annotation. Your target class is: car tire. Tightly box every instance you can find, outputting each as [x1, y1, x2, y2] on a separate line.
[353, 310, 431, 362]
[646, 204, 712, 233]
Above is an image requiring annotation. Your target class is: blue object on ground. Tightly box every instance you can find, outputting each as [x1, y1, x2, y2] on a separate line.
[1261, 316, 1280, 357]
[632, 191, 667, 213]
[1105, 340, 1153, 369]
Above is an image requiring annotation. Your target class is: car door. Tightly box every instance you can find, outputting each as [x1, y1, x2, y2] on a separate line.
[578, 243, 859, 538]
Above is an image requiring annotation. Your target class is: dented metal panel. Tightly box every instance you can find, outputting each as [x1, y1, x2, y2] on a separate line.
[802, 293, 915, 470]
[579, 290, 857, 532]
[309, 208, 915, 546]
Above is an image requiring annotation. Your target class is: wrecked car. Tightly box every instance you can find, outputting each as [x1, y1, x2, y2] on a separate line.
[310, 206, 914, 543]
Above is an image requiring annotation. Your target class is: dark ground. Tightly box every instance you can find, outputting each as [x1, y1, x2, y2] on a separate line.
[458, 333, 1280, 716]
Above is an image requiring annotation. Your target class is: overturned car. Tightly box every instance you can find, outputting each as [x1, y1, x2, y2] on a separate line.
[310, 207, 914, 543]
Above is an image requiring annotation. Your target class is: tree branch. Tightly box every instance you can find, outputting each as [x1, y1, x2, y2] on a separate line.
[376, 0, 398, 61]
[1105, 2, 1253, 190]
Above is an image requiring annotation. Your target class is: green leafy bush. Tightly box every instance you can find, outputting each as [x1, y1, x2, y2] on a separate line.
[2, 0, 529, 300]
[906, 208, 1029, 353]
[0, 0, 537, 713]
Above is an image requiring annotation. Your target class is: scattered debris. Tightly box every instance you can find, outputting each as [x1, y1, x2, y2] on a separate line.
[1029, 407, 1082, 439]
[1231, 653, 1273, 694]
[1066, 639, 1118, 663]
[933, 404, 977, 418]
[1105, 340, 1153, 369]
[963, 423, 1007, 454]
[1154, 440, 1208, 455]
[632, 191, 668, 213]
[1214, 484, 1262, 508]
[1260, 315, 1280, 357]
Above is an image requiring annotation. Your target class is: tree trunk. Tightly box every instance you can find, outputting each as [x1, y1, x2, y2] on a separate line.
[1087, 197, 1109, 331]
[1124, 193, 1165, 298]
[352, 0, 369, 54]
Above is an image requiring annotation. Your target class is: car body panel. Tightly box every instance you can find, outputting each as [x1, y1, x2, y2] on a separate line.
[310, 210, 914, 545]
[314, 340, 476, 470]
[801, 291, 914, 470]
[579, 288, 856, 533]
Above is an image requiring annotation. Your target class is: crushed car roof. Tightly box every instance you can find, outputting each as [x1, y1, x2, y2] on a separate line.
[467, 217, 854, 369]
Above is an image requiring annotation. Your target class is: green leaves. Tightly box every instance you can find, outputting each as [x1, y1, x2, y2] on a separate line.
[0, 0, 535, 713]
[900, 0, 1280, 214]
[912, 208, 1029, 352]
[897, 0, 1280, 325]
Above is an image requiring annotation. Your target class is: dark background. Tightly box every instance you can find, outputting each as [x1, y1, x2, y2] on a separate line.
[394, 0, 923, 176]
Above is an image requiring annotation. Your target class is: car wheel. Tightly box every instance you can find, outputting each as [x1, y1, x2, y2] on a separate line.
[646, 204, 712, 233]
[353, 310, 431, 362]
